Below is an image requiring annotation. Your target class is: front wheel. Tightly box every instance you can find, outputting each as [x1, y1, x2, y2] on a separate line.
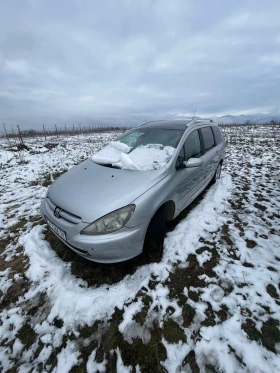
[210, 162, 222, 185]
[143, 205, 166, 252]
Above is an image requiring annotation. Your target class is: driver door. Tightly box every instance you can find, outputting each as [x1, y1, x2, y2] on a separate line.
[174, 129, 205, 212]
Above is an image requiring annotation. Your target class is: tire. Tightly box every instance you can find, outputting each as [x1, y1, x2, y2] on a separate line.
[210, 162, 222, 185]
[144, 205, 166, 252]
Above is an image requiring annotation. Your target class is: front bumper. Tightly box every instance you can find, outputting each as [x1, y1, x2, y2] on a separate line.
[40, 199, 149, 263]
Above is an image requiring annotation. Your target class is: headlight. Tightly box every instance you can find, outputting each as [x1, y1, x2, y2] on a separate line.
[80, 204, 135, 235]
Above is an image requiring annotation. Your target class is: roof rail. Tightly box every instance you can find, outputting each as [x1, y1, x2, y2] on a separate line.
[137, 122, 146, 127]
[137, 120, 165, 127]
[186, 118, 213, 127]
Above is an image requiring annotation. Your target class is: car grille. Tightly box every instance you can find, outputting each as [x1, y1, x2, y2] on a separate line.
[46, 197, 82, 224]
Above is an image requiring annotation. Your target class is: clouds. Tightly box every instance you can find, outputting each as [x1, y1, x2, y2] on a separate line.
[0, 0, 280, 129]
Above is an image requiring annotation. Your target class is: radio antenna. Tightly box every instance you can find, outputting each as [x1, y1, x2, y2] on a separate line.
[191, 107, 197, 120]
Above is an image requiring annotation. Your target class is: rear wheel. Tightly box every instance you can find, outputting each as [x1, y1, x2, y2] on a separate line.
[143, 205, 166, 252]
[210, 161, 222, 185]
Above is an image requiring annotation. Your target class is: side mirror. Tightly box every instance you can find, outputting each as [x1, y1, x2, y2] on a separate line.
[183, 158, 203, 168]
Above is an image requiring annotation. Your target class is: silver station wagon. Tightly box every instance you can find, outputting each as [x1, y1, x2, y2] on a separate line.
[41, 119, 225, 263]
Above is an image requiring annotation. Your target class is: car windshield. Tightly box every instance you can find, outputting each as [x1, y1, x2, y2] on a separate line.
[92, 128, 183, 171]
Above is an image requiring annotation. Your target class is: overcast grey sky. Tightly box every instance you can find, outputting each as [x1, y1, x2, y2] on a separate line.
[0, 0, 280, 129]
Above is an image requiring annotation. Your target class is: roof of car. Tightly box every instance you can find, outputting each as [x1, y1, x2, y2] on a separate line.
[139, 119, 217, 130]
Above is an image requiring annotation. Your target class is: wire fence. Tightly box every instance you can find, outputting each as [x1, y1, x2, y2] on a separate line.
[1, 123, 130, 141]
[1, 121, 280, 145]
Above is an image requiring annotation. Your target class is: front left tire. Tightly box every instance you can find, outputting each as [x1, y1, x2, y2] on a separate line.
[143, 205, 166, 252]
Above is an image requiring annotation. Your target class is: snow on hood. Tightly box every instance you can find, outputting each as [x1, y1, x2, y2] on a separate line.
[90, 141, 131, 165]
[92, 141, 175, 171]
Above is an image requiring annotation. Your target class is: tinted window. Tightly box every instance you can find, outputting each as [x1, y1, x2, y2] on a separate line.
[184, 130, 202, 161]
[201, 127, 215, 151]
[212, 126, 223, 145]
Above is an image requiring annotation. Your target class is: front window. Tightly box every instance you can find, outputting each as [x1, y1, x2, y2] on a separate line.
[92, 128, 183, 171]
[184, 130, 201, 161]
[176, 130, 201, 169]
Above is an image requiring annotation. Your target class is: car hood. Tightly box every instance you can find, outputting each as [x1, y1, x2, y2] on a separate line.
[47, 158, 167, 223]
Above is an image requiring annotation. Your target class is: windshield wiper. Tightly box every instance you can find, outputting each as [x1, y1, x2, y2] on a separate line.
[101, 163, 121, 169]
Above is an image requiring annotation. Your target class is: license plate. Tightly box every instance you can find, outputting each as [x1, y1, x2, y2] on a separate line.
[46, 218, 67, 241]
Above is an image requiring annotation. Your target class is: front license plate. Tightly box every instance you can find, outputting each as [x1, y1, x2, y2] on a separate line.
[46, 218, 67, 241]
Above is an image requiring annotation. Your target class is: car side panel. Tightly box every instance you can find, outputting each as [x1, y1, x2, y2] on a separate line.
[126, 171, 179, 227]
[200, 146, 219, 183]
[126, 163, 206, 230]
[174, 166, 204, 211]
[127, 131, 225, 230]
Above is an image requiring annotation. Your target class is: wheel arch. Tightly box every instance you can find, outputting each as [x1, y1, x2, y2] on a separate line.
[165, 200, 176, 221]
[143, 199, 175, 240]
[148, 199, 176, 223]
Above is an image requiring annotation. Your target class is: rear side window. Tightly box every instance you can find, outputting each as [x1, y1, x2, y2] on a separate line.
[201, 127, 215, 151]
[212, 126, 223, 145]
[184, 130, 201, 161]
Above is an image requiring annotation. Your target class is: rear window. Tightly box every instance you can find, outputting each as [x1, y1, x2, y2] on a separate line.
[212, 126, 223, 145]
[201, 127, 215, 151]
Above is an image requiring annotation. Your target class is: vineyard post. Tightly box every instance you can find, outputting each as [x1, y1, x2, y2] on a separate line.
[11, 124, 15, 138]
[17, 124, 23, 144]
[43, 124, 47, 141]
[3, 122, 12, 147]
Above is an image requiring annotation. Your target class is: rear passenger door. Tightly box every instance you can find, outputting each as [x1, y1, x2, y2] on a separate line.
[199, 126, 219, 182]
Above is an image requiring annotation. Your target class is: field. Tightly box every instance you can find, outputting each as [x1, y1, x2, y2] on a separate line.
[0, 125, 280, 373]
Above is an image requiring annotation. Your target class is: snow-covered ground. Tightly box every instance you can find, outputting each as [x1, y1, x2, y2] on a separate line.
[0, 126, 280, 372]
